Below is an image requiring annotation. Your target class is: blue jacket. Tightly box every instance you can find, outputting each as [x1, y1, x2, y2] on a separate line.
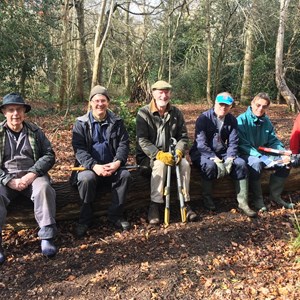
[189, 108, 239, 162]
[72, 110, 129, 170]
[237, 106, 284, 157]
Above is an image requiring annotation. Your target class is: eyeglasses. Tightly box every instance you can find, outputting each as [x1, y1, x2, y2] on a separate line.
[91, 99, 108, 105]
[255, 103, 269, 109]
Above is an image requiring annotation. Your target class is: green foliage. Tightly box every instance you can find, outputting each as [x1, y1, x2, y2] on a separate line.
[0, 1, 60, 96]
[112, 99, 142, 153]
[171, 69, 206, 102]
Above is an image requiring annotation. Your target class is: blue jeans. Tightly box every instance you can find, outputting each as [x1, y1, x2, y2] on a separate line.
[240, 155, 290, 180]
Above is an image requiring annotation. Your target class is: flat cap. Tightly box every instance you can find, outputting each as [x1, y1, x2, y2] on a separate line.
[89, 85, 110, 101]
[151, 80, 172, 91]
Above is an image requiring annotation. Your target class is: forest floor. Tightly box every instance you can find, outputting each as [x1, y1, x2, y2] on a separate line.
[0, 101, 299, 300]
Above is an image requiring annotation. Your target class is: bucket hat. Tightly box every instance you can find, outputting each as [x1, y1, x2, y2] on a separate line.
[0, 92, 31, 113]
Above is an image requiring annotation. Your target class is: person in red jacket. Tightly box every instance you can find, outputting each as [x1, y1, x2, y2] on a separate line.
[290, 113, 300, 154]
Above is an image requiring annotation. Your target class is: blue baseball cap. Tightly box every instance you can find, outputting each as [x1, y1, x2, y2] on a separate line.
[216, 94, 234, 105]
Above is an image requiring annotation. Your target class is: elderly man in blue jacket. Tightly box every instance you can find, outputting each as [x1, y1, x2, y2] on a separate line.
[190, 92, 256, 217]
[71, 85, 131, 237]
[237, 92, 293, 211]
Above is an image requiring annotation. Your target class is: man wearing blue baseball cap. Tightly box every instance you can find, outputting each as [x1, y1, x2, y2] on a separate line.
[190, 92, 256, 217]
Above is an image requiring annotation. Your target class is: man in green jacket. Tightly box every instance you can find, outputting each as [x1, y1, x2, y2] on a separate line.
[0, 93, 57, 264]
[237, 92, 294, 211]
[136, 80, 197, 225]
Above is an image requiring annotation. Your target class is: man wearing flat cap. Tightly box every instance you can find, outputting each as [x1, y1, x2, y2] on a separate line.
[71, 85, 131, 237]
[190, 92, 256, 217]
[136, 80, 197, 225]
[0, 92, 57, 264]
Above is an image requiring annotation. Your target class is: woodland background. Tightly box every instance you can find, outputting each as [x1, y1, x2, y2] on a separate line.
[1, 0, 300, 111]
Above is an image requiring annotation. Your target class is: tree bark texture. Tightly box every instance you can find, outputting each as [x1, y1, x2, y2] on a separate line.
[240, 27, 253, 104]
[5, 167, 300, 229]
[275, 0, 298, 112]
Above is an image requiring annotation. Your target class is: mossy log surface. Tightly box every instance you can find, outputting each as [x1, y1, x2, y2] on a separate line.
[5, 167, 300, 228]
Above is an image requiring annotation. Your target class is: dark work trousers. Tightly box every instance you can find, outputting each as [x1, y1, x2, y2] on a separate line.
[77, 169, 131, 225]
[240, 155, 290, 180]
[196, 156, 248, 181]
[0, 175, 57, 239]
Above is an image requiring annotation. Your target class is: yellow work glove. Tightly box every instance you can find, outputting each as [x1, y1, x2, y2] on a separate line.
[156, 151, 175, 166]
[175, 149, 183, 164]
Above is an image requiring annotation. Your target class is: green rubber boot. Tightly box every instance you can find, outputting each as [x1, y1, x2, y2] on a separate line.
[234, 179, 257, 217]
[249, 180, 267, 212]
[269, 175, 294, 209]
[201, 179, 216, 211]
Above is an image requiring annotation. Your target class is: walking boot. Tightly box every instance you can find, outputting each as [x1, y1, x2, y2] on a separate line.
[234, 179, 257, 217]
[269, 175, 294, 209]
[201, 179, 216, 211]
[249, 180, 267, 212]
[186, 204, 198, 222]
[148, 202, 161, 225]
[0, 229, 5, 265]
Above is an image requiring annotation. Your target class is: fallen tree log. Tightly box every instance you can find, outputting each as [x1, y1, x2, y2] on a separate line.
[5, 167, 300, 228]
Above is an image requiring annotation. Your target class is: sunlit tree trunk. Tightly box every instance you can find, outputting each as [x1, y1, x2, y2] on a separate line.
[275, 0, 298, 112]
[124, 1, 130, 94]
[91, 0, 116, 88]
[240, 27, 253, 104]
[206, 0, 212, 106]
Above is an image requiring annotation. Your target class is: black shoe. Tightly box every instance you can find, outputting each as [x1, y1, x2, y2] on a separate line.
[186, 205, 198, 222]
[111, 218, 130, 231]
[75, 223, 89, 238]
[148, 202, 160, 225]
[203, 197, 216, 211]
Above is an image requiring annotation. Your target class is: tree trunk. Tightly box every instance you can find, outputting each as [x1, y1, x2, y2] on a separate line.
[206, 0, 212, 106]
[5, 167, 300, 229]
[75, 0, 91, 102]
[124, 1, 130, 95]
[91, 0, 116, 88]
[59, 0, 70, 109]
[275, 0, 298, 112]
[240, 27, 253, 104]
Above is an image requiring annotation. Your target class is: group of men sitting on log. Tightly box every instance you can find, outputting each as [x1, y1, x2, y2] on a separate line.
[0, 81, 299, 264]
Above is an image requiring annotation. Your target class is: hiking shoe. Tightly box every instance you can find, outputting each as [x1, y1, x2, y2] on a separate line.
[148, 202, 160, 225]
[110, 218, 131, 231]
[0, 245, 5, 265]
[41, 239, 57, 258]
[186, 205, 197, 222]
[75, 223, 89, 238]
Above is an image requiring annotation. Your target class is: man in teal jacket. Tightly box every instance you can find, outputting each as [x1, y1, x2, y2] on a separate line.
[237, 92, 294, 211]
